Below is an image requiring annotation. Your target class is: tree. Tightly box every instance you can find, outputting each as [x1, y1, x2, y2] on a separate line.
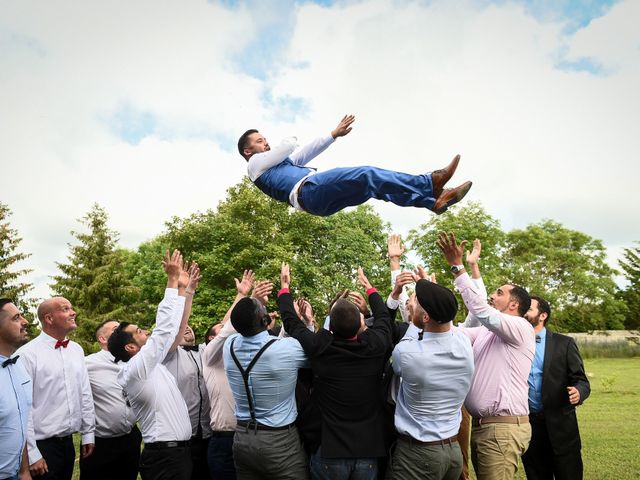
[0, 202, 37, 335]
[504, 220, 626, 332]
[51, 204, 141, 352]
[619, 242, 640, 329]
[129, 178, 391, 340]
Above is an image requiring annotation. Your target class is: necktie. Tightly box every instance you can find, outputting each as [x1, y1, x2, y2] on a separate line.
[55, 339, 70, 349]
[535, 335, 541, 343]
[2, 355, 19, 368]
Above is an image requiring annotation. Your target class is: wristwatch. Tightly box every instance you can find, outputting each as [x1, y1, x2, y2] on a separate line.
[450, 264, 465, 274]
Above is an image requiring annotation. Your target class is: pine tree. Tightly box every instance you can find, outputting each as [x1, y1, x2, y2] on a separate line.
[51, 204, 140, 352]
[619, 242, 640, 329]
[0, 202, 37, 335]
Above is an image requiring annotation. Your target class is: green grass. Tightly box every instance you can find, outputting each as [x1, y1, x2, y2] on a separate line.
[68, 358, 639, 479]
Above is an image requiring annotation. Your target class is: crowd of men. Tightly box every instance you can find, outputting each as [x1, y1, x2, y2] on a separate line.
[0, 233, 591, 480]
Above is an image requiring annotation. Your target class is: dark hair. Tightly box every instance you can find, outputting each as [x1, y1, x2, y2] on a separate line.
[329, 299, 361, 339]
[231, 297, 270, 337]
[509, 285, 531, 318]
[0, 298, 14, 321]
[95, 319, 118, 340]
[237, 129, 259, 160]
[205, 322, 220, 344]
[107, 322, 134, 363]
[530, 295, 551, 325]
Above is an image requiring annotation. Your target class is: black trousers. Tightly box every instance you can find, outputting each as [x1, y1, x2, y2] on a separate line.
[522, 415, 583, 480]
[79, 426, 142, 480]
[190, 437, 211, 480]
[139, 444, 193, 480]
[33, 436, 75, 480]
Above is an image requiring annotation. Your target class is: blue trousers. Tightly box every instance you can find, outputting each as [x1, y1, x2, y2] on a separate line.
[300, 166, 435, 216]
[207, 433, 235, 480]
[309, 447, 378, 480]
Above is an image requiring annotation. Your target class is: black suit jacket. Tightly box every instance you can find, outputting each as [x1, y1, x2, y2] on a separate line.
[278, 290, 393, 459]
[540, 330, 590, 455]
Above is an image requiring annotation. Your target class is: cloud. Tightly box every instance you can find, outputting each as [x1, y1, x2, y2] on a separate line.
[1, 0, 637, 301]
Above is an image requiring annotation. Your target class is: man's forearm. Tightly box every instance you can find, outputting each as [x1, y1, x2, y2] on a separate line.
[248, 138, 297, 181]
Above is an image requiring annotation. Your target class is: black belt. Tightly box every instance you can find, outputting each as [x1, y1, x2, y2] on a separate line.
[236, 420, 294, 431]
[210, 431, 235, 438]
[399, 433, 458, 446]
[296, 181, 307, 211]
[144, 440, 191, 449]
[39, 435, 72, 443]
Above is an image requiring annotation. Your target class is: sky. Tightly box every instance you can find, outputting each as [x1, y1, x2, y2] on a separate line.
[1, 0, 638, 301]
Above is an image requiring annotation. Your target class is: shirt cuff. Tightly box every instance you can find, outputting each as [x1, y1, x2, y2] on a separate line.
[386, 294, 400, 310]
[81, 433, 95, 445]
[366, 287, 377, 296]
[28, 445, 43, 465]
[165, 287, 178, 297]
[277, 288, 290, 297]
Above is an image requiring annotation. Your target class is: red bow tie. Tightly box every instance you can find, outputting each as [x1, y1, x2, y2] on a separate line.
[55, 339, 70, 349]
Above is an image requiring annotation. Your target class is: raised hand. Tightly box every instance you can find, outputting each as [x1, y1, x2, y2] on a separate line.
[348, 291, 370, 316]
[357, 267, 373, 291]
[331, 114, 355, 139]
[280, 262, 291, 289]
[436, 232, 467, 267]
[388, 234, 406, 259]
[297, 298, 316, 326]
[392, 271, 415, 299]
[466, 239, 482, 265]
[413, 265, 428, 280]
[186, 263, 201, 294]
[234, 270, 255, 297]
[252, 280, 274, 306]
[162, 249, 183, 288]
[329, 289, 350, 311]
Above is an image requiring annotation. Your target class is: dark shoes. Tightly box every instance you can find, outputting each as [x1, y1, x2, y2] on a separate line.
[433, 181, 473, 215]
[431, 155, 460, 198]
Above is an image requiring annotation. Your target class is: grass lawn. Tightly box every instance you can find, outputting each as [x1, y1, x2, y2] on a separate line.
[69, 358, 639, 479]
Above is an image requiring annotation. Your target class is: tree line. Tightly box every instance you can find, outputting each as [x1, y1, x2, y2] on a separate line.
[2, 179, 639, 353]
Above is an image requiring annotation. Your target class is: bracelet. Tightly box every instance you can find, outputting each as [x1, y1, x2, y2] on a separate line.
[185, 289, 195, 295]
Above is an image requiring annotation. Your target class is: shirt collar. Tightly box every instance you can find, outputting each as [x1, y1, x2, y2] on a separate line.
[242, 330, 271, 342]
[40, 331, 67, 348]
[537, 327, 547, 340]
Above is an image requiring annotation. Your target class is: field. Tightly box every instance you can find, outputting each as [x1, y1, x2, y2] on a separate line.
[68, 358, 639, 479]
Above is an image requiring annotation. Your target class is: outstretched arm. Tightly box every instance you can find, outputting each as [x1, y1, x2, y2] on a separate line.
[169, 262, 201, 353]
[247, 137, 298, 181]
[290, 114, 355, 167]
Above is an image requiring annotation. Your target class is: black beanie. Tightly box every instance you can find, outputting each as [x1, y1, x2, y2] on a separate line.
[230, 297, 266, 337]
[415, 279, 458, 324]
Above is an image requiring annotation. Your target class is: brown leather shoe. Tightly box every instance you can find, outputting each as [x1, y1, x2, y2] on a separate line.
[431, 155, 460, 198]
[433, 181, 472, 215]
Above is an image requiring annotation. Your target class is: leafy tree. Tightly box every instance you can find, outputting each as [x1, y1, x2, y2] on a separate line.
[130, 179, 391, 340]
[0, 202, 38, 336]
[51, 204, 141, 352]
[619, 242, 640, 329]
[504, 220, 626, 332]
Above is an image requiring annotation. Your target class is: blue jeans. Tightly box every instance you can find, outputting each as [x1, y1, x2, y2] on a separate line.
[310, 447, 378, 480]
[207, 433, 235, 480]
[301, 166, 435, 216]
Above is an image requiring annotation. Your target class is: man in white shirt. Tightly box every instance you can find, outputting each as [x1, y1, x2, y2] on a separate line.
[80, 319, 141, 480]
[163, 323, 212, 480]
[17, 297, 95, 480]
[238, 115, 472, 217]
[0, 298, 32, 480]
[391, 280, 474, 480]
[107, 250, 195, 480]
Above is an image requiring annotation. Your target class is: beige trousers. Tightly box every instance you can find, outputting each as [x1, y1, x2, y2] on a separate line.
[470, 422, 531, 480]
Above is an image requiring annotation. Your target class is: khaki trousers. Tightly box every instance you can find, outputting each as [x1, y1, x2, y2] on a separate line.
[470, 422, 531, 480]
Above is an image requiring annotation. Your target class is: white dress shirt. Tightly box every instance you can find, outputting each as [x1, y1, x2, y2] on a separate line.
[392, 328, 474, 442]
[117, 288, 191, 443]
[163, 347, 212, 438]
[16, 332, 96, 464]
[85, 349, 136, 438]
[246, 135, 336, 211]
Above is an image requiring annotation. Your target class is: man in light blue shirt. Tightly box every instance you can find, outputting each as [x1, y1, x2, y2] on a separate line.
[223, 292, 309, 480]
[0, 298, 32, 480]
[391, 281, 474, 480]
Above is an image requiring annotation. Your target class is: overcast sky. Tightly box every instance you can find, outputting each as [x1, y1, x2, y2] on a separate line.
[2, 0, 638, 301]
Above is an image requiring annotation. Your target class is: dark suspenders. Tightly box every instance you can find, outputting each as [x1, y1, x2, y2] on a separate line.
[229, 338, 278, 424]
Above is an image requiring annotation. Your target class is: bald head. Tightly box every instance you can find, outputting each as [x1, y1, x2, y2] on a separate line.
[37, 297, 77, 339]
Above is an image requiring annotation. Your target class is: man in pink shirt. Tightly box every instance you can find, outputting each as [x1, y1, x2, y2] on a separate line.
[437, 232, 536, 480]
